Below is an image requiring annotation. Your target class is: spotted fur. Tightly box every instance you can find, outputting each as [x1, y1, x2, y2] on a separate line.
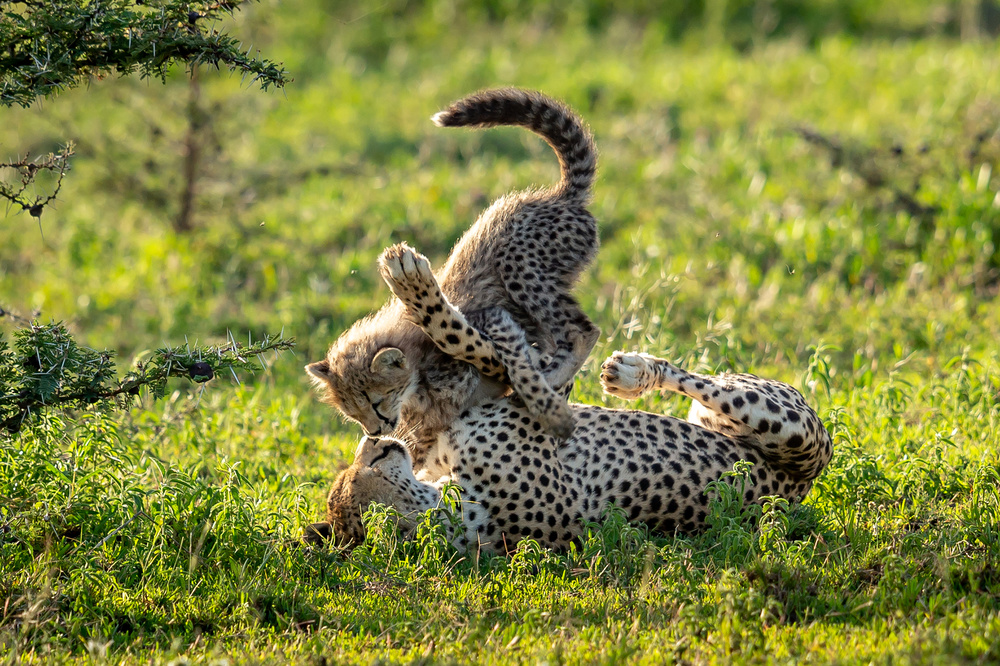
[307, 258, 832, 551]
[307, 88, 600, 469]
[309, 348, 833, 553]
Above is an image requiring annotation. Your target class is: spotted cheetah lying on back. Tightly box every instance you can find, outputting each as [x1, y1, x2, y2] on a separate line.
[306, 88, 600, 474]
[305, 250, 834, 553]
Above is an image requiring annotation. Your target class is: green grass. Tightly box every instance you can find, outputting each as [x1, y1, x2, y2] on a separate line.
[3, 2, 1000, 663]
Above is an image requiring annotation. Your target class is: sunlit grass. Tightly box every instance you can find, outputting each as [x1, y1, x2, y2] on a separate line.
[3, 3, 1000, 663]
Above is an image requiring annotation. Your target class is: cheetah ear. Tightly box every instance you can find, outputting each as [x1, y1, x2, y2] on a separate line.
[305, 360, 332, 380]
[370, 348, 408, 375]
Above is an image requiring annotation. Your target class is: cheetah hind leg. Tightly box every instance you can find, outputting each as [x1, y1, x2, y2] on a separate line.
[379, 243, 575, 440]
[601, 351, 832, 481]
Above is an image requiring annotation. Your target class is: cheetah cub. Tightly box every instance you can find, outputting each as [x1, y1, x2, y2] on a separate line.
[307, 88, 601, 474]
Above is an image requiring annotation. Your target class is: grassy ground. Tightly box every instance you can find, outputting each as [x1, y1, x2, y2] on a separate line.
[2, 2, 1000, 663]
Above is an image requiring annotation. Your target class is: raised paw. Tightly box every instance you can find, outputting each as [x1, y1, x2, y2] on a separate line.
[378, 243, 441, 314]
[600, 351, 656, 400]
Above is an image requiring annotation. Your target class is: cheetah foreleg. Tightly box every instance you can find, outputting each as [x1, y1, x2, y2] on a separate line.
[601, 351, 832, 481]
[379, 243, 506, 380]
[471, 307, 576, 440]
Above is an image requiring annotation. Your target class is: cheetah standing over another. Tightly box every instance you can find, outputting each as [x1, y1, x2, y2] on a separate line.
[306, 253, 833, 553]
[307, 89, 601, 476]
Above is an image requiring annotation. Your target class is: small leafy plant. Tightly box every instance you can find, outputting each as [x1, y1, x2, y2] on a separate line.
[0, 321, 293, 433]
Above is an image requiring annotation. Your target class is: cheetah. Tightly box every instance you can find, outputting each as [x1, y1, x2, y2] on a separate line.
[306, 88, 600, 472]
[304, 257, 833, 553]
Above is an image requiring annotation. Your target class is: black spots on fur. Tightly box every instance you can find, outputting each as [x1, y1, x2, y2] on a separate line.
[680, 485, 691, 499]
[757, 418, 771, 434]
[787, 434, 804, 449]
[771, 421, 783, 434]
[787, 409, 801, 423]
[666, 499, 679, 514]
[765, 398, 781, 414]
[746, 390, 760, 404]
[446, 334, 461, 345]
[732, 395, 745, 409]
[520, 482, 530, 494]
[721, 402, 731, 414]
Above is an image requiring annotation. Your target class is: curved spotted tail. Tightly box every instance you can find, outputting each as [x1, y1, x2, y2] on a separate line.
[432, 88, 597, 203]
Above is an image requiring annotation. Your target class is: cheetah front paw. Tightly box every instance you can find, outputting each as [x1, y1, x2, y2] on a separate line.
[600, 351, 657, 400]
[378, 243, 441, 315]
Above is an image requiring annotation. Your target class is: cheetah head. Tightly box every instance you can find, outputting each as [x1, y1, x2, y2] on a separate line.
[306, 318, 419, 438]
[307, 437, 425, 550]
